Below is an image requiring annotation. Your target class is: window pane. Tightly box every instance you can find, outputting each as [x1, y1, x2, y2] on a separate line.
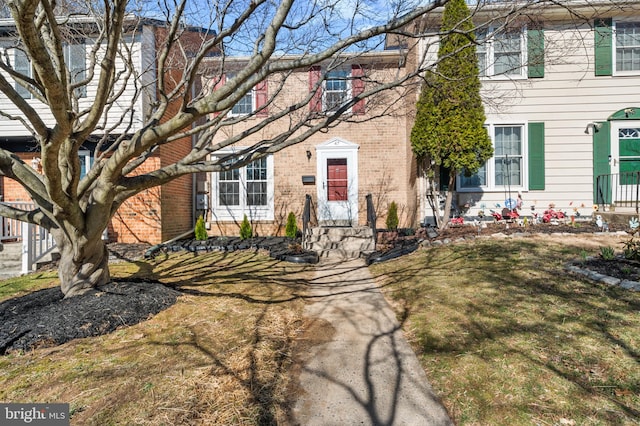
[495, 126, 522, 156]
[219, 182, 239, 206]
[325, 69, 349, 112]
[247, 182, 267, 205]
[494, 126, 522, 186]
[231, 92, 253, 115]
[616, 22, 640, 71]
[494, 31, 522, 75]
[246, 158, 267, 180]
[14, 49, 31, 99]
[67, 43, 86, 97]
[460, 163, 487, 188]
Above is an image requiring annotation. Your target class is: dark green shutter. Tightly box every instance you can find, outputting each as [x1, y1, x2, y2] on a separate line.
[527, 29, 544, 78]
[594, 18, 613, 76]
[593, 121, 611, 204]
[528, 122, 545, 190]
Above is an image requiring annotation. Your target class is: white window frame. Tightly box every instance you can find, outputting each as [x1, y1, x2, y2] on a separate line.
[457, 123, 529, 192]
[78, 150, 92, 177]
[323, 68, 352, 113]
[64, 41, 87, 98]
[476, 27, 527, 80]
[613, 20, 640, 76]
[14, 48, 32, 99]
[211, 150, 274, 221]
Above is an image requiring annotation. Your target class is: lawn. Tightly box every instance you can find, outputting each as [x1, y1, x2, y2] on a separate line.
[370, 235, 640, 425]
[0, 250, 313, 425]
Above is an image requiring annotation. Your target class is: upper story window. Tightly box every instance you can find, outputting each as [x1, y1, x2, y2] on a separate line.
[309, 64, 365, 114]
[324, 69, 350, 113]
[477, 28, 526, 79]
[14, 49, 32, 99]
[65, 42, 87, 98]
[615, 21, 640, 73]
[14, 42, 87, 99]
[225, 73, 268, 116]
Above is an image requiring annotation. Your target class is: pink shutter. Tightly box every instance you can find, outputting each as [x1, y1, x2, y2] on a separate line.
[255, 80, 268, 117]
[309, 65, 322, 113]
[213, 74, 226, 117]
[351, 64, 365, 115]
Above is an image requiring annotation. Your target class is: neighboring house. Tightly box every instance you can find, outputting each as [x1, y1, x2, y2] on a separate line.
[0, 17, 211, 244]
[414, 1, 640, 223]
[200, 51, 420, 236]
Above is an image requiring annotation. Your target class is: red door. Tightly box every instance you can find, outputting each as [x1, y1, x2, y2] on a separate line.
[327, 158, 348, 201]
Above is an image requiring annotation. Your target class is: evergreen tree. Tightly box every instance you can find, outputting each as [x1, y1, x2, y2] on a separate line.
[411, 0, 493, 229]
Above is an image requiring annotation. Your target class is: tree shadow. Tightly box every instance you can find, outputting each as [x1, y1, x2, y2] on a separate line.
[368, 238, 640, 422]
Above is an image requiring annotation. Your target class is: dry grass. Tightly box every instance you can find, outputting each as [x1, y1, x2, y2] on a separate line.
[371, 234, 640, 425]
[0, 250, 313, 425]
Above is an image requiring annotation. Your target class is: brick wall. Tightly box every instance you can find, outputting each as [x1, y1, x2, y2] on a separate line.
[206, 55, 419, 236]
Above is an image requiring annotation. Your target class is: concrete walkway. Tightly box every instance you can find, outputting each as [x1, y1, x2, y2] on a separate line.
[291, 258, 453, 426]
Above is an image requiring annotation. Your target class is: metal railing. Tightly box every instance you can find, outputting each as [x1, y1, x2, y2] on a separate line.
[302, 194, 316, 246]
[0, 202, 57, 273]
[595, 172, 640, 213]
[365, 193, 377, 249]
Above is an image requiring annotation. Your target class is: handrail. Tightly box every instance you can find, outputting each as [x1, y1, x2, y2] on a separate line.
[22, 222, 57, 274]
[0, 202, 34, 241]
[302, 194, 313, 246]
[595, 172, 640, 213]
[0, 202, 57, 273]
[365, 193, 377, 249]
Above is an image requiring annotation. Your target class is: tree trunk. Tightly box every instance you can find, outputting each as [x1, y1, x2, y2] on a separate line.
[439, 172, 457, 231]
[55, 231, 111, 298]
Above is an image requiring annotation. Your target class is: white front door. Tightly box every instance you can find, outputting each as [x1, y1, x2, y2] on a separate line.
[316, 138, 359, 226]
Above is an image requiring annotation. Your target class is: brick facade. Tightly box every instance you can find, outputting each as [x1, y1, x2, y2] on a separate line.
[205, 52, 420, 237]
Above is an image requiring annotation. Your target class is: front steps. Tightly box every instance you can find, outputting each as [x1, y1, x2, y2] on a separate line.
[305, 227, 376, 260]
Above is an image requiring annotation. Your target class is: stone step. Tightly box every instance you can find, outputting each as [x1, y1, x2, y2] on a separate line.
[305, 226, 376, 260]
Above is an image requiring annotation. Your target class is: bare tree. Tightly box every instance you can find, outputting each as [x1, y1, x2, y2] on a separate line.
[0, 0, 597, 296]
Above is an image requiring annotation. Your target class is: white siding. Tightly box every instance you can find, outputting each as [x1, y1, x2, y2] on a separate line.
[471, 22, 640, 216]
[0, 32, 148, 137]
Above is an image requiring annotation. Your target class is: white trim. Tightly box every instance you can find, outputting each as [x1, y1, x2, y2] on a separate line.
[612, 19, 640, 77]
[210, 148, 275, 221]
[457, 122, 529, 193]
[322, 68, 353, 114]
[315, 137, 359, 226]
[477, 26, 528, 80]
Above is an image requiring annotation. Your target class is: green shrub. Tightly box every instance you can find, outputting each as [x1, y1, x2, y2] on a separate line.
[623, 237, 640, 261]
[386, 202, 399, 230]
[285, 212, 298, 238]
[194, 215, 208, 241]
[600, 246, 615, 261]
[240, 214, 253, 240]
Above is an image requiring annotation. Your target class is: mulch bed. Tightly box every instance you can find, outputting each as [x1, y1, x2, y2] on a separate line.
[1, 221, 636, 354]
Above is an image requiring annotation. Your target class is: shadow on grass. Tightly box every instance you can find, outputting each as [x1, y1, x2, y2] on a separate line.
[369, 238, 640, 423]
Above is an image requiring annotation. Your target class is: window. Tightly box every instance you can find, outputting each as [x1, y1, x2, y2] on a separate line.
[324, 69, 350, 112]
[309, 65, 365, 114]
[65, 42, 87, 98]
[14, 43, 87, 99]
[226, 74, 268, 116]
[79, 151, 93, 178]
[615, 21, 640, 73]
[477, 28, 526, 78]
[212, 154, 274, 220]
[459, 124, 525, 190]
[14, 49, 31, 99]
